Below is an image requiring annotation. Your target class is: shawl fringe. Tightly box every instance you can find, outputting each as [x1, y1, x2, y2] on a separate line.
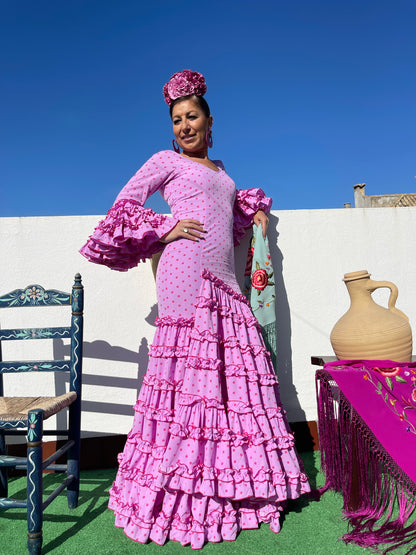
[316, 370, 416, 553]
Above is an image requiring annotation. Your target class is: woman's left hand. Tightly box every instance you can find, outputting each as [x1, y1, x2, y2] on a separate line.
[253, 210, 269, 237]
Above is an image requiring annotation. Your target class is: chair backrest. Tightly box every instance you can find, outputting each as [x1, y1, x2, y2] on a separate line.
[0, 274, 83, 398]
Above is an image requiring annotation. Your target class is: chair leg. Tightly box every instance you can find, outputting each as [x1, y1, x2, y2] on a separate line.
[66, 451, 80, 509]
[27, 409, 43, 555]
[0, 430, 8, 498]
[67, 401, 81, 509]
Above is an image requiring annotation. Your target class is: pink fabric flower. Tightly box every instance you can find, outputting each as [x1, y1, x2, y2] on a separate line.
[163, 70, 207, 106]
[412, 389, 416, 403]
[251, 269, 268, 290]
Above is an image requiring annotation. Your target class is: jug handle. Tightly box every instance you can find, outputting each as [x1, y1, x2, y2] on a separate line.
[367, 280, 409, 322]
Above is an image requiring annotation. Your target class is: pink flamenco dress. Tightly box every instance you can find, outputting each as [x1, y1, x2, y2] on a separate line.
[80, 150, 310, 549]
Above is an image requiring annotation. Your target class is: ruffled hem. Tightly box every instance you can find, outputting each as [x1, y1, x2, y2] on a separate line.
[109, 494, 283, 549]
[233, 188, 272, 246]
[109, 269, 310, 547]
[80, 198, 178, 271]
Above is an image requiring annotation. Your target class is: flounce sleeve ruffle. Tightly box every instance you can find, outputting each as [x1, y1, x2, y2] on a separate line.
[80, 198, 178, 271]
[80, 151, 179, 271]
[233, 188, 272, 246]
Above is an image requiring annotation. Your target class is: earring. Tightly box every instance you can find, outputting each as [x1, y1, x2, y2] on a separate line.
[172, 139, 181, 153]
[206, 129, 213, 148]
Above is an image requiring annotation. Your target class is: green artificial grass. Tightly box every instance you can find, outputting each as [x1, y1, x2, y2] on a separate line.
[0, 452, 367, 555]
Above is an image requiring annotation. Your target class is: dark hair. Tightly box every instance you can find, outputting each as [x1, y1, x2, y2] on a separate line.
[169, 94, 211, 118]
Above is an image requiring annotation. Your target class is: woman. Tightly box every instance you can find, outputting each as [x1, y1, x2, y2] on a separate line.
[80, 69, 310, 549]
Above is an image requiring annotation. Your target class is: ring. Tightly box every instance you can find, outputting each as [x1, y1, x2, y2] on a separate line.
[183, 227, 189, 233]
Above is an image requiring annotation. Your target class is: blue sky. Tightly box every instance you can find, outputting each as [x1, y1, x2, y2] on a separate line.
[2, 0, 415, 217]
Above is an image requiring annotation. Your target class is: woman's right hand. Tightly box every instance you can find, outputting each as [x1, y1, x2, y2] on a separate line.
[160, 219, 206, 244]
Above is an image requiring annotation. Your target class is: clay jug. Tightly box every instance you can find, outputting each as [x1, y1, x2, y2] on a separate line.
[330, 270, 413, 362]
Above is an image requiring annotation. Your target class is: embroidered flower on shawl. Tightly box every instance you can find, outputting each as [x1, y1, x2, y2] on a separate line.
[252, 269, 268, 291]
[373, 366, 402, 378]
[250, 260, 275, 298]
[360, 365, 416, 435]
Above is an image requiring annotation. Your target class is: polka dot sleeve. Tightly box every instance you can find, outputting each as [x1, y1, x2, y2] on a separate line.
[233, 188, 272, 246]
[79, 152, 178, 271]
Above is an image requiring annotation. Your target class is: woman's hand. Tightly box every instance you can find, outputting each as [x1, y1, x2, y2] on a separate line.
[253, 210, 269, 237]
[160, 219, 206, 244]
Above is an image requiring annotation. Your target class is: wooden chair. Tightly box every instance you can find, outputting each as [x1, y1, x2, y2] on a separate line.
[0, 274, 83, 554]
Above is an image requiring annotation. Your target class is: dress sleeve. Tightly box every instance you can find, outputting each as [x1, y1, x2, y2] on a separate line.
[79, 153, 178, 271]
[233, 188, 272, 246]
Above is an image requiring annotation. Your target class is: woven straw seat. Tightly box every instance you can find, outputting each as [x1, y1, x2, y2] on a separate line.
[0, 393, 77, 423]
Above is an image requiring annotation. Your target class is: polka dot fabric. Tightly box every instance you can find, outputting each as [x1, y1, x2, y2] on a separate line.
[81, 151, 310, 549]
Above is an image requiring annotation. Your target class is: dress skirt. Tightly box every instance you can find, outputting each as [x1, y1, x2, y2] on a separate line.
[108, 270, 310, 549]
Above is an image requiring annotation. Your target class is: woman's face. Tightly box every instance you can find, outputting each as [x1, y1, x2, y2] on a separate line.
[171, 98, 213, 155]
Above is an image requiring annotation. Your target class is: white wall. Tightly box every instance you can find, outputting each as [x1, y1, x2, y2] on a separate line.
[1, 207, 415, 437]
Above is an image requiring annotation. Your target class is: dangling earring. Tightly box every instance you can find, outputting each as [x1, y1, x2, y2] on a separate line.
[172, 139, 181, 153]
[205, 129, 213, 148]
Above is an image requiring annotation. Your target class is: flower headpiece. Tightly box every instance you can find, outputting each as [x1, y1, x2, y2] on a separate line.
[163, 69, 207, 106]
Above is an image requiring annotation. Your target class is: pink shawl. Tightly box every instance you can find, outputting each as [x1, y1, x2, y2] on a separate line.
[317, 360, 416, 552]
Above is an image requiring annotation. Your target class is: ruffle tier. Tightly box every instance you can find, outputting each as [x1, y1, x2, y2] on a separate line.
[109, 269, 310, 549]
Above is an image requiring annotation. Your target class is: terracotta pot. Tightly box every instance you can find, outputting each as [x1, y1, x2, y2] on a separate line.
[330, 270, 413, 362]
